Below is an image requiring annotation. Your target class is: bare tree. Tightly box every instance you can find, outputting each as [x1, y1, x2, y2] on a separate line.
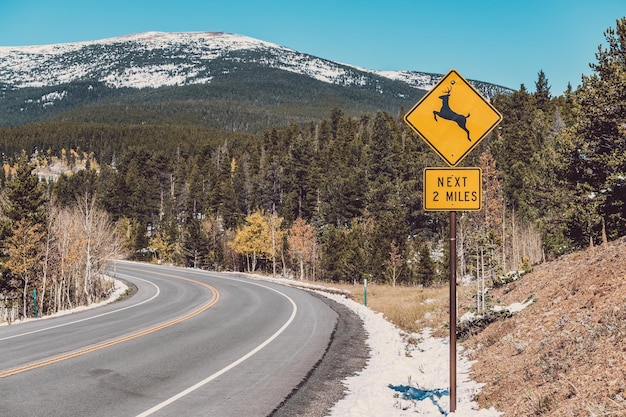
[386, 240, 403, 287]
[75, 193, 125, 304]
[287, 217, 317, 280]
[48, 195, 125, 311]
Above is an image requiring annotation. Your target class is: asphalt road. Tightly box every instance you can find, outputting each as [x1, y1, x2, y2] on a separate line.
[0, 262, 341, 417]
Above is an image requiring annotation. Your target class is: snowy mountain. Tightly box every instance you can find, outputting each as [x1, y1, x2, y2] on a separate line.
[0, 32, 512, 128]
[0, 31, 512, 93]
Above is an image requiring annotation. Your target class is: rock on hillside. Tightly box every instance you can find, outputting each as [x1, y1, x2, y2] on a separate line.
[464, 237, 626, 416]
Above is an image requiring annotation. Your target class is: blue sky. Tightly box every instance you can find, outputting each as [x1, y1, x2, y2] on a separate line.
[0, 0, 624, 94]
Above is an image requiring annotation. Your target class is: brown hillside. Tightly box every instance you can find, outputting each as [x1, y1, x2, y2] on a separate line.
[465, 236, 626, 416]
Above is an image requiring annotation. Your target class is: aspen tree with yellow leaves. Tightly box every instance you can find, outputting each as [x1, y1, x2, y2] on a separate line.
[5, 219, 44, 318]
[230, 211, 276, 272]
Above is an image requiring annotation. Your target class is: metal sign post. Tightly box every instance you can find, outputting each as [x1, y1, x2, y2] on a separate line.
[449, 211, 457, 412]
[403, 69, 502, 414]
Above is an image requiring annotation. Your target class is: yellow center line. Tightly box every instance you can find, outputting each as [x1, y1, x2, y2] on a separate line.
[0, 270, 219, 378]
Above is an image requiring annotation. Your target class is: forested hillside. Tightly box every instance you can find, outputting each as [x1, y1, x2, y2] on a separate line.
[1, 18, 624, 321]
[0, 69, 422, 132]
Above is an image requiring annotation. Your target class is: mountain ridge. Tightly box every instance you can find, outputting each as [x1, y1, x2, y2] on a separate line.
[0, 31, 513, 130]
[0, 31, 513, 94]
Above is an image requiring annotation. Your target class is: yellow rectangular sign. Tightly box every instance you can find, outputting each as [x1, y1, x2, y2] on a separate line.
[423, 167, 482, 211]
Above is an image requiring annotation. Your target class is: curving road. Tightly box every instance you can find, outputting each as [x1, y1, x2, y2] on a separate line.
[0, 262, 339, 417]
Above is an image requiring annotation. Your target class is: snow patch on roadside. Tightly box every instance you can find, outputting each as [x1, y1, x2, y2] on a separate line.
[318, 291, 501, 416]
[461, 298, 534, 324]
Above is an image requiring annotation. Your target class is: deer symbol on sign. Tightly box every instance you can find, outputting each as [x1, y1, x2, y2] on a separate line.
[433, 85, 471, 141]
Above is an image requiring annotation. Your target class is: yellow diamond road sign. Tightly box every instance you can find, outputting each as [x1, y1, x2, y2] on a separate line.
[404, 69, 502, 166]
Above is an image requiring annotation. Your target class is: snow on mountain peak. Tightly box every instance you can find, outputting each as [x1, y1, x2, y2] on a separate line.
[0, 31, 285, 55]
[0, 31, 512, 96]
[0, 31, 297, 89]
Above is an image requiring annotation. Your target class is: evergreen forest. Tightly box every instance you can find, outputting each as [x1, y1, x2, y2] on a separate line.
[1, 18, 625, 320]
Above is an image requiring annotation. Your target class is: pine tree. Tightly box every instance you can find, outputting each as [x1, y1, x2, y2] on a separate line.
[491, 72, 561, 224]
[201, 215, 225, 269]
[534, 70, 552, 112]
[562, 17, 626, 243]
[415, 241, 437, 286]
[3, 155, 47, 226]
[181, 218, 210, 269]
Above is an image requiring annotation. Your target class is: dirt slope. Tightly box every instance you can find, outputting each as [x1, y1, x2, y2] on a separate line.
[464, 236, 626, 416]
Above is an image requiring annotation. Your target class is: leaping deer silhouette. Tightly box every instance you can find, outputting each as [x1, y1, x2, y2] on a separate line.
[433, 85, 471, 141]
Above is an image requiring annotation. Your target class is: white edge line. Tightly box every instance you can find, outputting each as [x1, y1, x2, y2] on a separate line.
[0, 275, 160, 342]
[135, 280, 298, 417]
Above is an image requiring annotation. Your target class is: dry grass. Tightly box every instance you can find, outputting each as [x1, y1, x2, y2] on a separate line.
[319, 282, 454, 335]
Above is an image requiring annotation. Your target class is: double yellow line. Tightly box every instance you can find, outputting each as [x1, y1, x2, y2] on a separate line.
[0, 271, 219, 378]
